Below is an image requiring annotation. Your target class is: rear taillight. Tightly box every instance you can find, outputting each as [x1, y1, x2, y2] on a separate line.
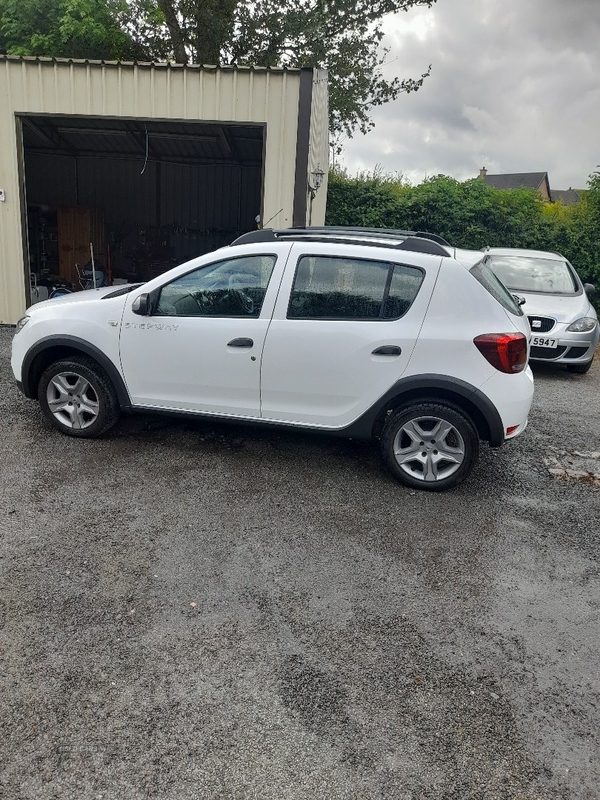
[473, 333, 528, 373]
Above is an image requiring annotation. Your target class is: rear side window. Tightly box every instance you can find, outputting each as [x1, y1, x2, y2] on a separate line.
[470, 262, 523, 316]
[288, 256, 424, 320]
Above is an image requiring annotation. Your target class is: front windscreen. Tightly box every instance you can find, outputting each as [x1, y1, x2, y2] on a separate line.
[487, 255, 578, 294]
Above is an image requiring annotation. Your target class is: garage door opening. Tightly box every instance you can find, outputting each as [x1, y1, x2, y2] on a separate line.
[20, 114, 264, 303]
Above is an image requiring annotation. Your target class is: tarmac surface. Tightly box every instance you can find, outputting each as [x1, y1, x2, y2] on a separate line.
[1, 325, 599, 800]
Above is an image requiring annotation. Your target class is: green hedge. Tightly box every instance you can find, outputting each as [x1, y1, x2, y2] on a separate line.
[326, 170, 600, 297]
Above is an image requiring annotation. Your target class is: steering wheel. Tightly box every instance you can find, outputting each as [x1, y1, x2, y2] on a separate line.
[228, 276, 254, 315]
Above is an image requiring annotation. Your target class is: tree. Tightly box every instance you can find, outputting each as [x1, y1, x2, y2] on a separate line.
[123, 0, 436, 141]
[0, 0, 142, 60]
[1, 0, 437, 149]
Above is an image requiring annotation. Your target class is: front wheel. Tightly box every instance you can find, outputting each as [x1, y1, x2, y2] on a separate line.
[567, 358, 593, 374]
[381, 402, 479, 491]
[38, 356, 120, 438]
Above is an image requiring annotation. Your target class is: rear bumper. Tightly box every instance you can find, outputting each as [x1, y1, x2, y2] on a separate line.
[477, 366, 534, 444]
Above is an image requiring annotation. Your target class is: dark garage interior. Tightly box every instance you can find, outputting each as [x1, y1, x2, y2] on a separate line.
[21, 114, 264, 301]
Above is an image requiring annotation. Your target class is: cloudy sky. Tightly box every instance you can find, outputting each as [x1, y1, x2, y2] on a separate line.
[340, 0, 600, 191]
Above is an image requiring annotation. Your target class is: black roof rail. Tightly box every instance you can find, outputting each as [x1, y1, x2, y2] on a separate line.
[232, 229, 279, 245]
[230, 227, 451, 257]
[314, 226, 452, 247]
[413, 231, 452, 247]
[395, 237, 451, 256]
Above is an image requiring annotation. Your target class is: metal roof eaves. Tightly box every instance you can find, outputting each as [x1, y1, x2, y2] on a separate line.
[0, 54, 301, 73]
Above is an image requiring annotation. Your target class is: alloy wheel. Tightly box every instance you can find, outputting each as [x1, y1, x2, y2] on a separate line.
[393, 415, 466, 483]
[46, 371, 100, 430]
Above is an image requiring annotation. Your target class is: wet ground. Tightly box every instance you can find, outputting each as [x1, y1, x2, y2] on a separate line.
[1, 325, 599, 800]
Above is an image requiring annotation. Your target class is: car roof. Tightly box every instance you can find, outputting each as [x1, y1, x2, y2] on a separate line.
[485, 247, 566, 261]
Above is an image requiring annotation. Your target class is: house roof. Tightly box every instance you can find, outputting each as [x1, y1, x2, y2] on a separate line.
[550, 189, 581, 206]
[483, 172, 548, 191]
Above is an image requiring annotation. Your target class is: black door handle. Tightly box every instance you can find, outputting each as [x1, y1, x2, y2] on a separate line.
[372, 345, 402, 356]
[227, 337, 254, 348]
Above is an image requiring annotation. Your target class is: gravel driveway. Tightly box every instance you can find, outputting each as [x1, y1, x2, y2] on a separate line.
[1, 325, 599, 800]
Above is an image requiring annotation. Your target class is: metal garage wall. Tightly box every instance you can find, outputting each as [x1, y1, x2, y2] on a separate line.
[0, 56, 310, 323]
[76, 158, 158, 225]
[23, 152, 262, 270]
[308, 69, 330, 226]
[24, 153, 78, 207]
[25, 155, 261, 232]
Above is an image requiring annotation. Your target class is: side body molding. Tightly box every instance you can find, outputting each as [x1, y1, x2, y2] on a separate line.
[21, 335, 132, 409]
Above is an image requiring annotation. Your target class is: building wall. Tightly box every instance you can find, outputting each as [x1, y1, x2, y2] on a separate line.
[307, 69, 329, 225]
[0, 56, 325, 323]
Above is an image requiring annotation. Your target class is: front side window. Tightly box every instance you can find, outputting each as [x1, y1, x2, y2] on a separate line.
[288, 256, 424, 320]
[155, 255, 276, 317]
[487, 255, 578, 294]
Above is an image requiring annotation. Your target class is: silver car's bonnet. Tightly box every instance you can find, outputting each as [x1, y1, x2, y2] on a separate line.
[516, 291, 596, 324]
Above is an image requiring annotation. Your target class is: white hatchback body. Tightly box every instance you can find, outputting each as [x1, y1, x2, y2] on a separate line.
[12, 229, 535, 490]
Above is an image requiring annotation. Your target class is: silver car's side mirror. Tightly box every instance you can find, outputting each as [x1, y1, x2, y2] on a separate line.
[512, 294, 526, 306]
[584, 283, 595, 297]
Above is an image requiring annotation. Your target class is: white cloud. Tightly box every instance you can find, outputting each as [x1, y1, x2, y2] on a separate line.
[340, 0, 600, 190]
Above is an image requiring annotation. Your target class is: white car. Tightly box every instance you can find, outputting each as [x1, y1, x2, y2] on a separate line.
[12, 227, 534, 491]
[485, 248, 599, 373]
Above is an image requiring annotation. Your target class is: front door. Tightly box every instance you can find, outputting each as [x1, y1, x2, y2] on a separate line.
[119, 253, 281, 418]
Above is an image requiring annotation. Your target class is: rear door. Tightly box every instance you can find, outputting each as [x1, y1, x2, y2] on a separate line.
[259, 243, 441, 428]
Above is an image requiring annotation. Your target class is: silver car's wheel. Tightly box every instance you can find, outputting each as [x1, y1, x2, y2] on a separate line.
[381, 402, 479, 491]
[393, 416, 465, 483]
[38, 356, 120, 438]
[567, 357, 593, 374]
[46, 371, 100, 430]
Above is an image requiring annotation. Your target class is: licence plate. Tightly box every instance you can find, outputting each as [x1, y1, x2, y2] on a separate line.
[531, 336, 558, 349]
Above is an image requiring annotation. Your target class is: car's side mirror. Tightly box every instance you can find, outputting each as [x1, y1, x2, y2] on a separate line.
[132, 293, 150, 315]
[584, 283, 595, 297]
[513, 294, 526, 306]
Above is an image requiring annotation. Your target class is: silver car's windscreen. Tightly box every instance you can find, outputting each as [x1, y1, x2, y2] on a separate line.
[487, 255, 578, 294]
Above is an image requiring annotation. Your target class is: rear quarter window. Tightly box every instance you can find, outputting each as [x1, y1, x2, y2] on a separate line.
[470, 262, 523, 316]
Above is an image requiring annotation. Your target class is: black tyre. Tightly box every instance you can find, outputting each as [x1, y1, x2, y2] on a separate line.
[381, 402, 479, 491]
[567, 358, 593, 374]
[38, 356, 121, 438]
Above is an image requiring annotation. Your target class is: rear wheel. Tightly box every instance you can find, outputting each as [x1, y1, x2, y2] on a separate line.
[381, 402, 479, 491]
[567, 358, 593, 374]
[38, 356, 120, 438]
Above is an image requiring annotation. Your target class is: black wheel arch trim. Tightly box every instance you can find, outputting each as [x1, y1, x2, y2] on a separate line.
[18, 352, 504, 446]
[338, 374, 505, 446]
[20, 335, 132, 409]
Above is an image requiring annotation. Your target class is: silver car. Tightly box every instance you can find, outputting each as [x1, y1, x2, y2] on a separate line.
[485, 248, 599, 373]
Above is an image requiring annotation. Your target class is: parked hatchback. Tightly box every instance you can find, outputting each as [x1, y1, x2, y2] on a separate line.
[485, 248, 599, 373]
[12, 227, 534, 491]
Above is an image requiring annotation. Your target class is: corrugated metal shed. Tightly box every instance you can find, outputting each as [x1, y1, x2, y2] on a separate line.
[0, 56, 328, 323]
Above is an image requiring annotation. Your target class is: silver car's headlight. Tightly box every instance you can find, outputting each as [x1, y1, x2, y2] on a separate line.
[566, 317, 597, 333]
[15, 315, 30, 334]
